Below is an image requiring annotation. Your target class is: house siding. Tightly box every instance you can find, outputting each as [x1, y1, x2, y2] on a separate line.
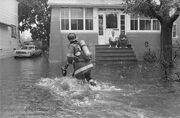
[0, 0, 19, 59]
[49, 7, 98, 63]
[127, 32, 160, 61]
[173, 17, 180, 45]
[49, 8, 62, 62]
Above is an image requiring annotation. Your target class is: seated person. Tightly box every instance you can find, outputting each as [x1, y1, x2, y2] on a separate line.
[118, 31, 128, 48]
[109, 30, 118, 48]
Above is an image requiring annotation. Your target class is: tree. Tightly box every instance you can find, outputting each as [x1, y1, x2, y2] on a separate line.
[18, 0, 51, 50]
[124, 0, 180, 78]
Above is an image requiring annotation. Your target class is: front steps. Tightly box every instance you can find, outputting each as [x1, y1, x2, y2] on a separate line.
[95, 45, 137, 64]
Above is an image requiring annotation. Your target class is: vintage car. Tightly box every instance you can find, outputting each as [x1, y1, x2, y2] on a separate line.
[14, 45, 42, 58]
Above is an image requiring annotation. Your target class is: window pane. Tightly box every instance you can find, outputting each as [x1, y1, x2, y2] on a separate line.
[78, 19, 83, 30]
[172, 25, 176, 37]
[131, 20, 138, 30]
[85, 8, 93, 19]
[71, 8, 83, 30]
[71, 19, 83, 30]
[121, 21, 125, 24]
[130, 15, 138, 30]
[131, 14, 138, 20]
[11, 25, 17, 38]
[61, 8, 69, 19]
[145, 20, 151, 30]
[85, 8, 93, 30]
[121, 26, 125, 31]
[140, 16, 151, 30]
[71, 19, 77, 30]
[71, 8, 83, 19]
[140, 20, 151, 30]
[98, 15, 103, 35]
[61, 19, 69, 30]
[86, 19, 93, 30]
[106, 14, 117, 28]
[120, 15, 125, 33]
[153, 20, 160, 30]
[61, 8, 69, 30]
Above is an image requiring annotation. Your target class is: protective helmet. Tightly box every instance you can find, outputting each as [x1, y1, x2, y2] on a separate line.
[67, 33, 76, 41]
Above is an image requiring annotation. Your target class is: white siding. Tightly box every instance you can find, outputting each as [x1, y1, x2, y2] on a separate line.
[0, 0, 18, 25]
[0, 0, 19, 58]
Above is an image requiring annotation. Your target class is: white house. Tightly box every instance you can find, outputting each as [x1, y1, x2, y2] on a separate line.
[48, 0, 180, 62]
[0, 0, 20, 59]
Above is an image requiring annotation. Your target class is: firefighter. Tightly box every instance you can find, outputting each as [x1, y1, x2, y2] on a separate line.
[62, 33, 96, 86]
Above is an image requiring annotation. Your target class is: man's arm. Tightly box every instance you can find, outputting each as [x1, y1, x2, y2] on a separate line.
[66, 45, 75, 64]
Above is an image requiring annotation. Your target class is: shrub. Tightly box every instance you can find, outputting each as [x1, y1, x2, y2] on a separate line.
[143, 48, 157, 63]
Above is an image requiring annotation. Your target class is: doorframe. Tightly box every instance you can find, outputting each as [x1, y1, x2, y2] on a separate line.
[98, 10, 126, 45]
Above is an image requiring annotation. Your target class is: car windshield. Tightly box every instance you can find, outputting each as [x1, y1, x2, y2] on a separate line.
[21, 46, 28, 49]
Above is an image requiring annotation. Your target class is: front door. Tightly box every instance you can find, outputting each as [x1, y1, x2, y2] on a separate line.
[98, 11, 126, 45]
[105, 13, 119, 44]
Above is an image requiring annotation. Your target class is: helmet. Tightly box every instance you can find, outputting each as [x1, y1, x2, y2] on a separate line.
[67, 33, 76, 41]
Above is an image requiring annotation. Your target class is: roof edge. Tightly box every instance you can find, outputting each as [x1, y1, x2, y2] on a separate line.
[48, 3, 125, 8]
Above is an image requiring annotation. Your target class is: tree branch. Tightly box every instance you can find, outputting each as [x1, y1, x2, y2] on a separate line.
[146, 0, 163, 23]
[170, 11, 179, 24]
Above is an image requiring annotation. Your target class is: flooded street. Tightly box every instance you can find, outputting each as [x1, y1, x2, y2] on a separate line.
[1, 55, 180, 118]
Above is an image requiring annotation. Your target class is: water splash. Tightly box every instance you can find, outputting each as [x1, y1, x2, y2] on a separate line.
[36, 77, 122, 106]
[89, 81, 122, 91]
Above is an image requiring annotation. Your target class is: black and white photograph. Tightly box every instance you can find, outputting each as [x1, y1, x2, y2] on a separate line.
[1, 0, 180, 117]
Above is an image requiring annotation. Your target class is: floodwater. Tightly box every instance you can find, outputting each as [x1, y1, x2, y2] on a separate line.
[1, 55, 180, 118]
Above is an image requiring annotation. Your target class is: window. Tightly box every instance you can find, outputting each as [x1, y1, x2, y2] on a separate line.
[130, 15, 160, 31]
[106, 14, 117, 28]
[60, 8, 94, 31]
[98, 15, 103, 35]
[140, 16, 151, 30]
[85, 8, 93, 30]
[130, 15, 138, 30]
[153, 20, 160, 30]
[11, 25, 17, 38]
[61, 8, 69, 30]
[120, 15, 125, 32]
[71, 8, 83, 30]
[172, 24, 177, 38]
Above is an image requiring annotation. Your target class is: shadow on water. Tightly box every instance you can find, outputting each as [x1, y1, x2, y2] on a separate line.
[1, 55, 180, 118]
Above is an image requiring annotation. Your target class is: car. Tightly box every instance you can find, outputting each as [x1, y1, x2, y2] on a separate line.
[14, 45, 42, 58]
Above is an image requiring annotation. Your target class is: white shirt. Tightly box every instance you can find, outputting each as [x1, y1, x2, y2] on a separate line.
[109, 35, 118, 42]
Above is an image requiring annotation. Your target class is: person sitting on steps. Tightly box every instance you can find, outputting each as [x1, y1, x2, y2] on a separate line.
[118, 31, 129, 48]
[109, 30, 118, 48]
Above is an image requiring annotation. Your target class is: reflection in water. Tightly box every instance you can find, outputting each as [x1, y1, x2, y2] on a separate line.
[0, 56, 180, 118]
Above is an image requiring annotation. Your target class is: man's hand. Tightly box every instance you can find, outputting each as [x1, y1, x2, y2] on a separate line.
[61, 67, 67, 76]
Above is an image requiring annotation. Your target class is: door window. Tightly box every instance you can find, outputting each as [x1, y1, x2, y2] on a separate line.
[106, 14, 117, 28]
[98, 15, 103, 35]
[120, 15, 125, 33]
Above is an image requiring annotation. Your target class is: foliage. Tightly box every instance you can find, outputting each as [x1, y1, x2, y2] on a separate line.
[124, 0, 180, 23]
[18, 0, 51, 50]
[143, 48, 157, 63]
[124, 0, 180, 79]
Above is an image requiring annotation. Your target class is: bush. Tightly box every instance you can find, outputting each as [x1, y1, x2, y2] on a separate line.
[143, 48, 157, 63]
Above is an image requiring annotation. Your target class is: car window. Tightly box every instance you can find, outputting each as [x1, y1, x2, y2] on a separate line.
[21, 46, 28, 49]
[29, 47, 35, 50]
[29, 46, 35, 50]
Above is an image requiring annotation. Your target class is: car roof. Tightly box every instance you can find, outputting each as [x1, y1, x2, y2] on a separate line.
[24, 45, 36, 47]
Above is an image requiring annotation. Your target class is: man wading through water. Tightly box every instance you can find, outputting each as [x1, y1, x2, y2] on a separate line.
[62, 33, 96, 86]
